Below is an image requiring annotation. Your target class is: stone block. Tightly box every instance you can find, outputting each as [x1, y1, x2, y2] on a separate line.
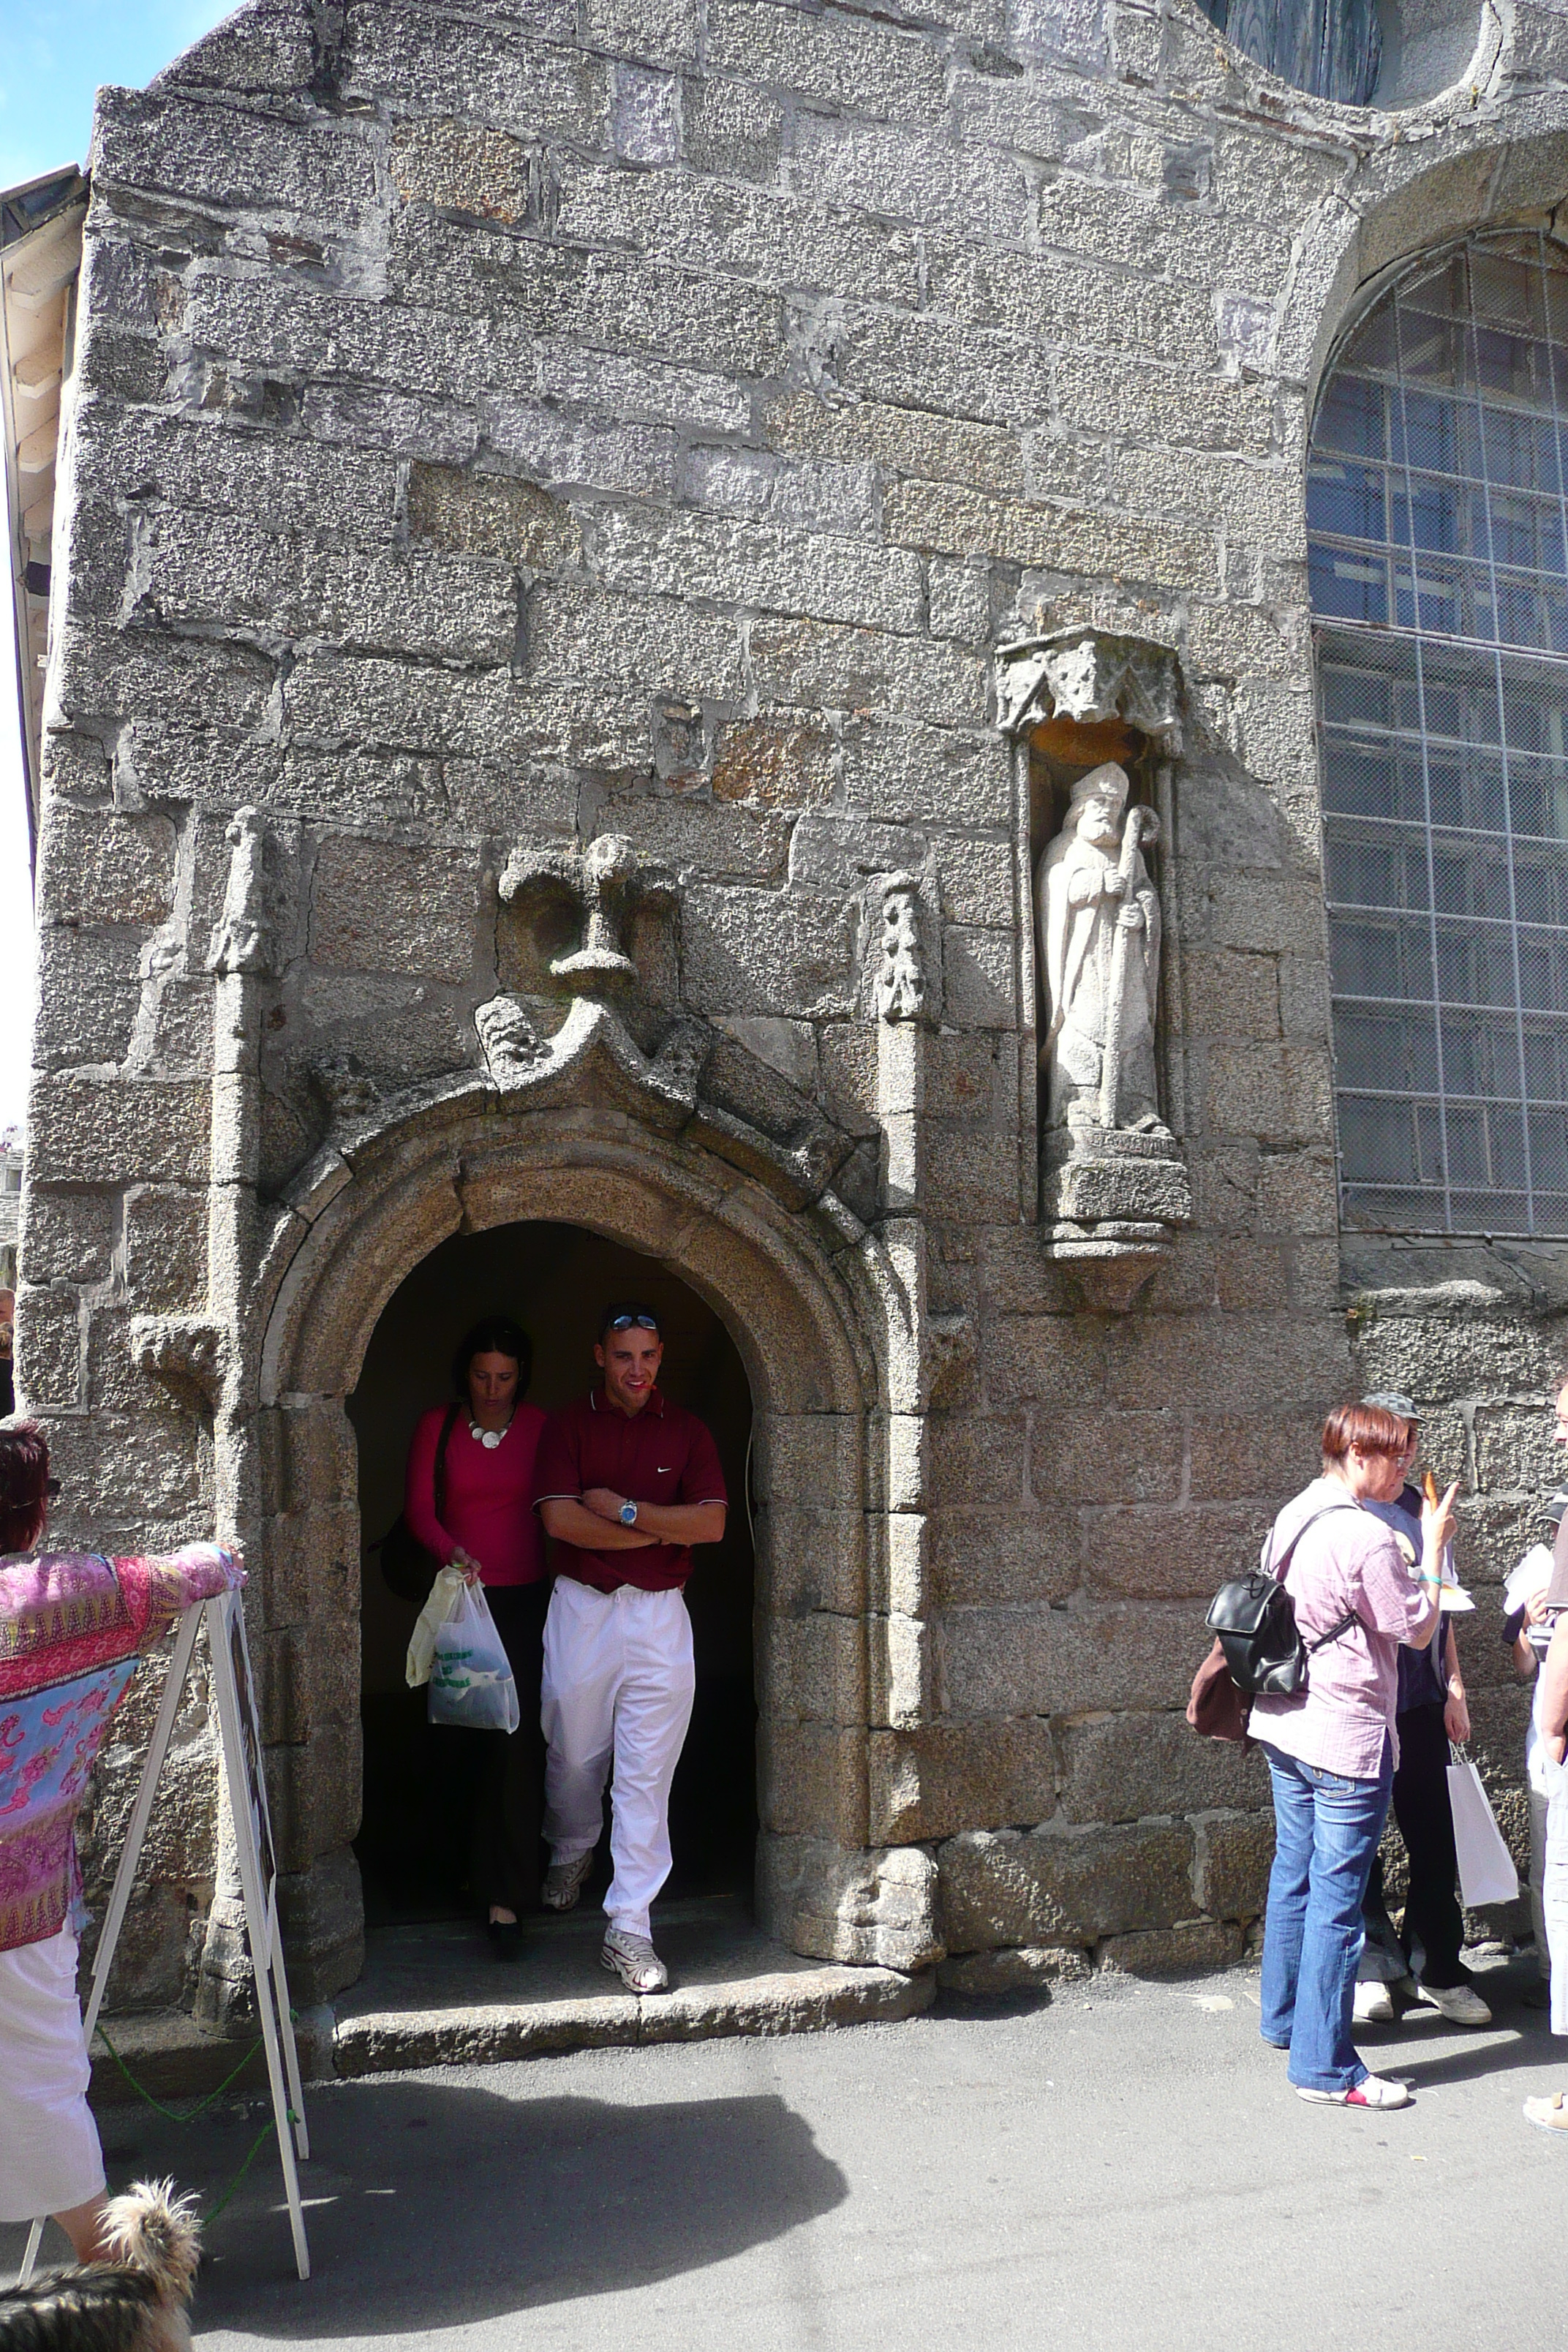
[1181, 949, 1278, 1041]
[593, 0, 696, 61]
[943, 1597, 1204, 1717]
[706, 0, 945, 121]
[408, 462, 579, 565]
[42, 1411, 204, 1545]
[680, 446, 878, 538]
[757, 1719, 867, 1844]
[680, 883, 856, 1019]
[1105, 1311, 1350, 1419]
[1193, 1810, 1276, 1920]
[983, 1316, 1107, 1412]
[937, 1945, 1090, 1994]
[761, 388, 1024, 500]
[840, 719, 1009, 827]
[791, 114, 1029, 241]
[1352, 1308, 1562, 1411]
[538, 342, 750, 432]
[1057, 1710, 1268, 1823]
[1474, 1406, 1564, 1496]
[15, 1287, 84, 1411]
[592, 508, 924, 633]
[681, 74, 783, 179]
[28, 1077, 210, 1187]
[554, 156, 926, 306]
[761, 1503, 865, 1616]
[1097, 1920, 1243, 1975]
[527, 584, 743, 703]
[757, 1834, 941, 1970]
[1186, 1410, 1324, 1503]
[941, 925, 1014, 1030]
[31, 928, 143, 1071]
[18, 1193, 115, 1287]
[938, 1820, 1195, 1950]
[758, 1610, 867, 1726]
[138, 514, 519, 666]
[37, 806, 177, 926]
[309, 837, 479, 983]
[883, 478, 1222, 597]
[606, 796, 791, 883]
[929, 1507, 1079, 1607]
[1255, 1149, 1338, 1237]
[929, 1412, 1031, 1509]
[1206, 1042, 1333, 1147]
[869, 1719, 1056, 1843]
[1030, 1410, 1184, 1507]
[1086, 1502, 1271, 1601]
[391, 118, 532, 222]
[340, 4, 606, 140]
[94, 87, 379, 230]
[712, 715, 836, 810]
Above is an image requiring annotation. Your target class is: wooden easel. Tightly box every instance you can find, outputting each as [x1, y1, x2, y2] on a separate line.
[18, 1588, 311, 2283]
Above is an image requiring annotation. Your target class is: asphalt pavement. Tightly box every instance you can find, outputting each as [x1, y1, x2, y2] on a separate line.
[5, 1958, 1565, 2351]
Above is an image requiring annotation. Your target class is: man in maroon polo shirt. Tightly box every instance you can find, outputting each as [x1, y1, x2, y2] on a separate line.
[533, 1302, 728, 1992]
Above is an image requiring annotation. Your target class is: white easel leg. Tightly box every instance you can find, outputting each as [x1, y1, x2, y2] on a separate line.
[17, 2217, 45, 2288]
[208, 1594, 311, 2282]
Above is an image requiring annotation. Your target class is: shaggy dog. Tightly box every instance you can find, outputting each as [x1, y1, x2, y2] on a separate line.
[0, 2182, 202, 2352]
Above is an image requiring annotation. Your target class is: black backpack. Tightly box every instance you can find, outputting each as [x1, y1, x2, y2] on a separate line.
[1205, 1499, 1365, 1699]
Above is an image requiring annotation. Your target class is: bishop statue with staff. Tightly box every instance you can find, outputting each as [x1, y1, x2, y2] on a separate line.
[1036, 761, 1166, 1137]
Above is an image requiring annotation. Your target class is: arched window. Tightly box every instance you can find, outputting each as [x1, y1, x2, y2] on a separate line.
[1309, 233, 1568, 1237]
[1197, 0, 1382, 105]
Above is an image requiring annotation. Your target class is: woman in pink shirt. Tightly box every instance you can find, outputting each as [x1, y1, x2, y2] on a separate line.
[404, 1316, 549, 1960]
[1252, 1400, 1455, 2110]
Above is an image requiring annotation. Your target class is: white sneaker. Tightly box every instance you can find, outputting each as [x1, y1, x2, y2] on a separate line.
[1297, 2073, 1411, 2109]
[1353, 1980, 1395, 2024]
[541, 1852, 595, 1912]
[600, 1926, 669, 1993]
[1417, 1981, 1492, 2027]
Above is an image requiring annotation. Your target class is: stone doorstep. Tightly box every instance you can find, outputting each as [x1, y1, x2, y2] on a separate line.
[90, 1900, 932, 2101]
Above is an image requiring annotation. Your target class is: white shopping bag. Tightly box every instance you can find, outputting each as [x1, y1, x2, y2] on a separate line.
[428, 1583, 520, 1733]
[1447, 1755, 1519, 1908]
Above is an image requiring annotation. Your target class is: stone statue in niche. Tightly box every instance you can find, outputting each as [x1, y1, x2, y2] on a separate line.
[1036, 762, 1169, 1136]
[875, 872, 927, 1022]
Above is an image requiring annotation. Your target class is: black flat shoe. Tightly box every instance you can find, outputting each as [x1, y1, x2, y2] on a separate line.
[488, 1918, 524, 1962]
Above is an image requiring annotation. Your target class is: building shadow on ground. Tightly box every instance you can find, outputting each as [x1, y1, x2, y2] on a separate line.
[1, 2077, 848, 2332]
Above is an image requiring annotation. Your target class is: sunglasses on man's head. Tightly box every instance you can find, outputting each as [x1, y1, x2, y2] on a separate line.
[608, 1313, 659, 1332]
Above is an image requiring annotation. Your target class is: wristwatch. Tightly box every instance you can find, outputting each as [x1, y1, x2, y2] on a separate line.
[619, 1500, 638, 1526]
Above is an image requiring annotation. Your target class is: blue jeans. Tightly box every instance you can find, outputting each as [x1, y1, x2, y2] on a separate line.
[1259, 1739, 1393, 2092]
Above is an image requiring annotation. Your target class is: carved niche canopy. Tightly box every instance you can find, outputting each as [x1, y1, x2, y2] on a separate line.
[996, 626, 1183, 758]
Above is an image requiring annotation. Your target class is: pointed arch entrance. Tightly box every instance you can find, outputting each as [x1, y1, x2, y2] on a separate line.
[250, 1091, 938, 2000]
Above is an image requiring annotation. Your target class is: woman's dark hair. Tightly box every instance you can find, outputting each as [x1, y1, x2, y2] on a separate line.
[0, 1420, 51, 1556]
[1322, 1400, 1411, 1469]
[451, 1317, 532, 1400]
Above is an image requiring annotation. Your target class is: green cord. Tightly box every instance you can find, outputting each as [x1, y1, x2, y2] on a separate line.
[91, 2024, 286, 2226]
[92, 2022, 265, 2124]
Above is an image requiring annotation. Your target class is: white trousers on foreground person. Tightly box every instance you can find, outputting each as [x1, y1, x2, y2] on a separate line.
[541, 1577, 696, 1940]
[0, 1923, 106, 2223]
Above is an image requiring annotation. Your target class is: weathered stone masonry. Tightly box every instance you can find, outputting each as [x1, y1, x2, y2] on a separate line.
[17, 0, 1568, 2008]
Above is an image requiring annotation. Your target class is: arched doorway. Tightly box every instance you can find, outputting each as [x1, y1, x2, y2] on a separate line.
[348, 1220, 755, 1929]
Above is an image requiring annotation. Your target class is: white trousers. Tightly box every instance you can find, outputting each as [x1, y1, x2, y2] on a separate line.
[541, 1578, 695, 1940]
[0, 1926, 105, 2223]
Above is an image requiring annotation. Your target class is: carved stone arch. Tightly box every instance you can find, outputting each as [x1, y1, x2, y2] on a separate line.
[249, 1080, 941, 2001]
[1280, 104, 1568, 412]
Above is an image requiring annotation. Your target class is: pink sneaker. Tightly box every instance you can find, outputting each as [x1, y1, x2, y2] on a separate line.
[1297, 2074, 1411, 2109]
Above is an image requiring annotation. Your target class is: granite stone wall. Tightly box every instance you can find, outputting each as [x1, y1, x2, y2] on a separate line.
[20, 0, 1568, 2005]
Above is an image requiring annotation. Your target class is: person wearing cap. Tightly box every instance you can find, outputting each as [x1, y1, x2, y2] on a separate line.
[532, 1303, 728, 1993]
[1351, 1392, 1490, 2029]
[1522, 1371, 1568, 2133]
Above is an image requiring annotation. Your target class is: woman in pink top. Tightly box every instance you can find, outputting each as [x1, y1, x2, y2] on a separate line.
[404, 1316, 549, 1959]
[1252, 1400, 1455, 2111]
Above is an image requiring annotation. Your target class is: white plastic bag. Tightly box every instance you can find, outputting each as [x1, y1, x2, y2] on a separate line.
[1447, 1754, 1519, 1908]
[405, 1564, 467, 1690]
[428, 1583, 520, 1733]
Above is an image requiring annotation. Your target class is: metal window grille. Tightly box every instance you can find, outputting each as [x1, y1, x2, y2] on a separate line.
[1310, 232, 1568, 1237]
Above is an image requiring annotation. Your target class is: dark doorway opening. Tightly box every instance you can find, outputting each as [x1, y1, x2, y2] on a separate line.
[349, 1221, 756, 1932]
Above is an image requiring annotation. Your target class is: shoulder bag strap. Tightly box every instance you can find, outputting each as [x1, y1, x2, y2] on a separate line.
[433, 1402, 461, 1526]
[1264, 1496, 1362, 1581]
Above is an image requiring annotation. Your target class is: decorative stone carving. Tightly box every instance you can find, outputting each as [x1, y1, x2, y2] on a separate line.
[1038, 765, 1165, 1139]
[499, 831, 677, 997]
[474, 994, 547, 1088]
[207, 806, 276, 978]
[998, 635, 1193, 1310]
[873, 871, 929, 1022]
[997, 625, 1183, 752]
[131, 1313, 226, 1413]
